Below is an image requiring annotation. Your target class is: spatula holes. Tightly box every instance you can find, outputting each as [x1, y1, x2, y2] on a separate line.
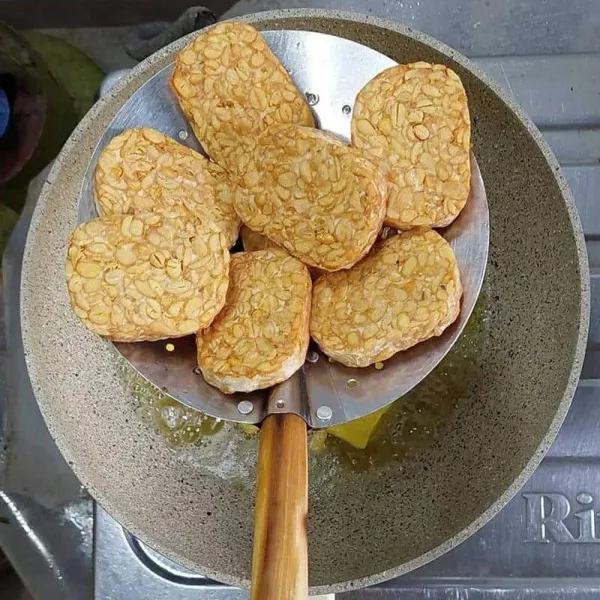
[306, 351, 319, 363]
[305, 91, 319, 106]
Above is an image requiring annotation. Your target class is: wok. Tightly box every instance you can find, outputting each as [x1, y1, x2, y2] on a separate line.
[20, 9, 588, 595]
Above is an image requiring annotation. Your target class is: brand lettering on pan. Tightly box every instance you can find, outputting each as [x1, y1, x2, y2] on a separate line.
[523, 492, 600, 543]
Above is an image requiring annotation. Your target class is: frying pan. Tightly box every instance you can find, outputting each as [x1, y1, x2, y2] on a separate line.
[20, 9, 588, 596]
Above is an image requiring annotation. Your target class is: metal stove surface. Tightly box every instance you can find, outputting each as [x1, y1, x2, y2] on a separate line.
[1, 51, 600, 600]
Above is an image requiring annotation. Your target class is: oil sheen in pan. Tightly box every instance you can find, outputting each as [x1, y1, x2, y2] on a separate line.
[123, 293, 487, 482]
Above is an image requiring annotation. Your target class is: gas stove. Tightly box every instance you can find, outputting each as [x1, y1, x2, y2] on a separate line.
[1, 49, 599, 600]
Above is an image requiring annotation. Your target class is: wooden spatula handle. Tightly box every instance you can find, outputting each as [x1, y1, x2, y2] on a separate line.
[251, 412, 308, 600]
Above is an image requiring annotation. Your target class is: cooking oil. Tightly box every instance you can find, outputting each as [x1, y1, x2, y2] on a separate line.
[120, 294, 487, 472]
[318, 294, 487, 470]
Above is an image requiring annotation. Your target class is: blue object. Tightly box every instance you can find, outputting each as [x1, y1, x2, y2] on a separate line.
[0, 87, 10, 138]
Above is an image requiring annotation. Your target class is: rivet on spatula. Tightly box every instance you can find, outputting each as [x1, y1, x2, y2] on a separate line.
[306, 351, 319, 363]
[305, 91, 319, 106]
[178, 129, 188, 140]
[316, 405, 332, 422]
[237, 400, 254, 415]
[165, 343, 175, 352]
[346, 378, 358, 389]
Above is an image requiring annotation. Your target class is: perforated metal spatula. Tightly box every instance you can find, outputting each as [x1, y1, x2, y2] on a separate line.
[80, 30, 488, 600]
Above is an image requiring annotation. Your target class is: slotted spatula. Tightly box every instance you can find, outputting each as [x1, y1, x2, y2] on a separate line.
[79, 29, 489, 600]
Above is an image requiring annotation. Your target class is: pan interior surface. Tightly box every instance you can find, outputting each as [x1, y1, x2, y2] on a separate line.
[79, 31, 488, 428]
[20, 10, 588, 594]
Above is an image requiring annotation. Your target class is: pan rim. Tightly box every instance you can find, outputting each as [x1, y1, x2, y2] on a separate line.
[20, 8, 590, 594]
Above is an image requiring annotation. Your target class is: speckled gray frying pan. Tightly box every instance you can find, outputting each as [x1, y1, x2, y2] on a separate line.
[21, 9, 588, 596]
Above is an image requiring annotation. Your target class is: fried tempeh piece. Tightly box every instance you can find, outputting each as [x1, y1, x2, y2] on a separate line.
[310, 229, 462, 367]
[171, 22, 314, 172]
[94, 128, 240, 247]
[234, 124, 387, 272]
[352, 62, 471, 229]
[239, 129, 347, 255]
[66, 212, 230, 341]
[197, 249, 311, 394]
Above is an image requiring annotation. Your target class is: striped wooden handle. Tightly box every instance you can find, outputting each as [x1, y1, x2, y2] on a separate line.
[251, 413, 308, 600]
